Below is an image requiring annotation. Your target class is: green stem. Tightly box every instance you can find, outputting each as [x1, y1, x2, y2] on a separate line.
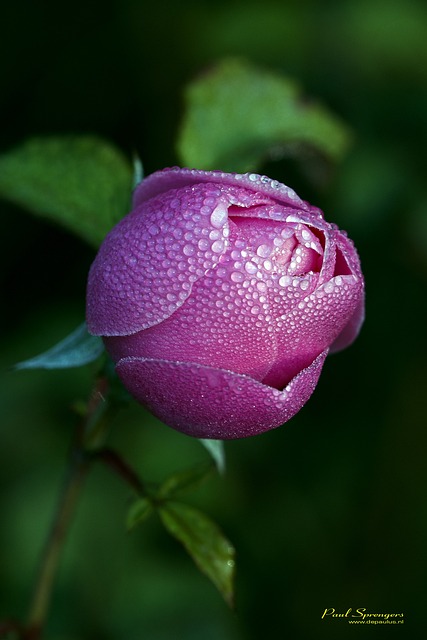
[24, 450, 90, 640]
[23, 376, 110, 640]
[93, 447, 146, 496]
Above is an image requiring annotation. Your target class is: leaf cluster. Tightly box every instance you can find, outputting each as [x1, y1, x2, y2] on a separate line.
[127, 462, 235, 607]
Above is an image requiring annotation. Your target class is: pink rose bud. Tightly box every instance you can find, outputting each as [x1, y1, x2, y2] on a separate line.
[86, 168, 364, 439]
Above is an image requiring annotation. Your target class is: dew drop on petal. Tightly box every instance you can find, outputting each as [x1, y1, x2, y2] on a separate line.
[263, 259, 273, 271]
[212, 239, 225, 253]
[209, 229, 221, 241]
[148, 224, 159, 235]
[245, 261, 257, 274]
[279, 275, 291, 287]
[231, 271, 244, 283]
[257, 244, 271, 258]
[324, 281, 334, 293]
[198, 238, 209, 251]
[300, 279, 310, 291]
[210, 204, 228, 229]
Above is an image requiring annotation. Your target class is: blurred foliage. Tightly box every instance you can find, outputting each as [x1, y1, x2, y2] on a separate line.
[125, 462, 234, 605]
[0, 137, 133, 247]
[178, 58, 351, 173]
[1, 0, 427, 638]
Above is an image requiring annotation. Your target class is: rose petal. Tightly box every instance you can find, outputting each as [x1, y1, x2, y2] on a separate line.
[329, 230, 365, 351]
[105, 220, 278, 381]
[87, 184, 233, 336]
[133, 167, 310, 211]
[230, 206, 337, 286]
[263, 274, 363, 389]
[87, 177, 289, 337]
[329, 296, 365, 353]
[115, 350, 329, 439]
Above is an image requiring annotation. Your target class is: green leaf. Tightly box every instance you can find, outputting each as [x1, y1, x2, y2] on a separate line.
[0, 135, 133, 247]
[127, 498, 153, 530]
[199, 439, 226, 475]
[159, 501, 235, 607]
[14, 322, 104, 370]
[157, 462, 214, 500]
[177, 58, 351, 173]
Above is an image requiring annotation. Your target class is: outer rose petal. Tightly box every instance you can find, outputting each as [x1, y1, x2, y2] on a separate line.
[330, 296, 365, 353]
[87, 184, 232, 336]
[329, 230, 365, 352]
[115, 350, 328, 439]
[87, 179, 279, 337]
[133, 167, 311, 212]
[105, 258, 278, 382]
[263, 274, 363, 389]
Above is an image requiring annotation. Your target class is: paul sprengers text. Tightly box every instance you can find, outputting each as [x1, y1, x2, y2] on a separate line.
[321, 608, 404, 625]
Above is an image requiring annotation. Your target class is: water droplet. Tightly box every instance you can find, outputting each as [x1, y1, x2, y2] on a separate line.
[209, 229, 221, 241]
[231, 271, 244, 283]
[324, 281, 334, 293]
[300, 279, 309, 291]
[245, 261, 257, 274]
[257, 244, 271, 258]
[183, 244, 195, 257]
[263, 259, 273, 271]
[210, 204, 228, 228]
[148, 224, 159, 235]
[198, 238, 209, 251]
[212, 239, 225, 253]
[279, 275, 291, 287]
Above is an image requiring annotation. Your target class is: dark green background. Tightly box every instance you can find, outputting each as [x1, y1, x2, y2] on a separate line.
[1, 0, 427, 638]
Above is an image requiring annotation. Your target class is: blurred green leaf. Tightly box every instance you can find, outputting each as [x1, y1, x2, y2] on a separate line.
[157, 463, 214, 500]
[14, 322, 104, 371]
[199, 439, 226, 475]
[0, 136, 133, 247]
[177, 58, 351, 173]
[127, 498, 153, 530]
[159, 501, 235, 607]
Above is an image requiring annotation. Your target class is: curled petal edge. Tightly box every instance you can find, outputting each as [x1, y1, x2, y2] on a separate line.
[330, 293, 365, 353]
[133, 167, 312, 211]
[115, 349, 329, 439]
[329, 231, 365, 352]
